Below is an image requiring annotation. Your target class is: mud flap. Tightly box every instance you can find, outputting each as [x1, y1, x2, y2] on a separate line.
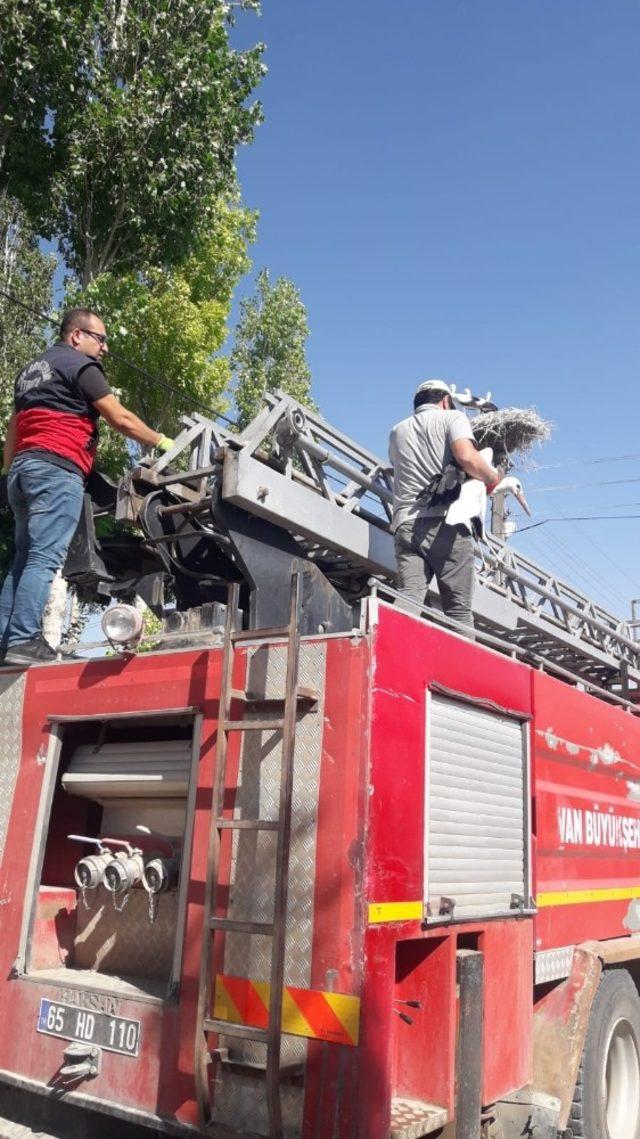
[491, 1089, 561, 1139]
[532, 947, 602, 1130]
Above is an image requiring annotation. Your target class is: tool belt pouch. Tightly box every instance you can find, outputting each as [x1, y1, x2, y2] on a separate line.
[419, 463, 466, 509]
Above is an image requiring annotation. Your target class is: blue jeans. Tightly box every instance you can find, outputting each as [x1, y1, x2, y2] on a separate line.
[0, 456, 85, 649]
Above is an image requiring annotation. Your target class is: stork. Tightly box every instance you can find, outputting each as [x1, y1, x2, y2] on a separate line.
[445, 448, 531, 539]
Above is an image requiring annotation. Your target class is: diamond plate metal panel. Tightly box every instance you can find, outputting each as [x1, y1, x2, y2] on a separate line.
[390, 1098, 448, 1139]
[74, 886, 177, 981]
[0, 673, 25, 864]
[213, 1072, 303, 1139]
[534, 945, 575, 985]
[227, 829, 277, 925]
[212, 642, 325, 1137]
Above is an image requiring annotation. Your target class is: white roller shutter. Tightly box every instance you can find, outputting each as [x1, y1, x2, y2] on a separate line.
[425, 693, 529, 921]
[62, 740, 192, 799]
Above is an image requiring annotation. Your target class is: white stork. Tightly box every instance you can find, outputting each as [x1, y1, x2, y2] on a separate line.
[445, 448, 531, 539]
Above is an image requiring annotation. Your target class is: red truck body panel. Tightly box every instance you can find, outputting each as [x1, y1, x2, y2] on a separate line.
[0, 602, 638, 1136]
[533, 669, 640, 949]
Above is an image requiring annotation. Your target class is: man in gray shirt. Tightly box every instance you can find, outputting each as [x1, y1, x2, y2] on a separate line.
[389, 379, 500, 628]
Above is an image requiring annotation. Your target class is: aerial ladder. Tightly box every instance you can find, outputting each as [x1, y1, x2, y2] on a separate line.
[66, 388, 640, 709]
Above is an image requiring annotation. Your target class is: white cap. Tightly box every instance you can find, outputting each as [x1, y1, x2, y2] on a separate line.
[414, 379, 455, 401]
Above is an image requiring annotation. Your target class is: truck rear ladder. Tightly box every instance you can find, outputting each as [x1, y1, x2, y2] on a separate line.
[195, 572, 317, 1138]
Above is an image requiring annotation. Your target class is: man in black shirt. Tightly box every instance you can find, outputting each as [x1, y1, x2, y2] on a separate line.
[0, 307, 176, 665]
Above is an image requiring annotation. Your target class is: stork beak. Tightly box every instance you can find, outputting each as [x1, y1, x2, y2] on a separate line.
[514, 490, 531, 517]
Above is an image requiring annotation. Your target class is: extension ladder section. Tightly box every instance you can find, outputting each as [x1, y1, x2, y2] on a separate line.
[137, 392, 640, 701]
[195, 572, 318, 1138]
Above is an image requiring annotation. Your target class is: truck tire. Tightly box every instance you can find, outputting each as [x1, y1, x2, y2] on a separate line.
[570, 969, 640, 1139]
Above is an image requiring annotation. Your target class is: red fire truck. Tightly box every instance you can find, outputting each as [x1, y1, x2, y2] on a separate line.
[0, 393, 639, 1139]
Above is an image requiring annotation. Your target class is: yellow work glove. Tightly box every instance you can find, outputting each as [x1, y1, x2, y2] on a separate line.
[156, 435, 176, 454]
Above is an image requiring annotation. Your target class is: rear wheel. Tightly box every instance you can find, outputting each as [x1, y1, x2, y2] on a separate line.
[571, 969, 640, 1139]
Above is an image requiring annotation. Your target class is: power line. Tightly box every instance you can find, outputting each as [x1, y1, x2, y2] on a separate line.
[0, 288, 237, 427]
[529, 477, 640, 494]
[520, 526, 631, 612]
[517, 504, 639, 606]
[526, 478, 637, 601]
[518, 506, 632, 609]
[536, 500, 640, 511]
[518, 514, 640, 531]
[518, 528, 629, 612]
[524, 500, 640, 514]
[528, 451, 640, 471]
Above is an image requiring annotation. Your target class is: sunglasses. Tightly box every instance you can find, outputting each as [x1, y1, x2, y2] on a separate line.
[78, 327, 108, 346]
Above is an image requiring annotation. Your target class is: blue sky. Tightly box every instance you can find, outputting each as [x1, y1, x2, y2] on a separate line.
[231, 1, 640, 620]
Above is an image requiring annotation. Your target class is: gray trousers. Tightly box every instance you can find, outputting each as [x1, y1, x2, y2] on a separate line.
[394, 516, 475, 629]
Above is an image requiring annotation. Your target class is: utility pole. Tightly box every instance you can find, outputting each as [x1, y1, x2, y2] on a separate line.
[490, 493, 506, 540]
[631, 599, 640, 643]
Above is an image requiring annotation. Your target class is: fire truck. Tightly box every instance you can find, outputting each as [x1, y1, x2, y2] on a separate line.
[0, 391, 639, 1139]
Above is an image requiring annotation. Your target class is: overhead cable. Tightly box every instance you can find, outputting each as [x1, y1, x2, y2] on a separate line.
[524, 517, 631, 608]
[529, 451, 640, 471]
[528, 485, 637, 596]
[529, 477, 640, 494]
[518, 515, 640, 531]
[520, 530, 629, 612]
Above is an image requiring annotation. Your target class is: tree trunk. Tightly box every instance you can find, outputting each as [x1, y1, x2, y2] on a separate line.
[62, 590, 88, 648]
[42, 570, 69, 647]
[0, 125, 13, 181]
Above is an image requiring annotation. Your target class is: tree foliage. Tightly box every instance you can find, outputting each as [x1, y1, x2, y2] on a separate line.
[72, 201, 256, 475]
[0, 196, 56, 576]
[0, 196, 56, 428]
[232, 269, 314, 429]
[1, 0, 264, 284]
[53, 0, 264, 284]
[0, 0, 268, 614]
[0, 0, 92, 215]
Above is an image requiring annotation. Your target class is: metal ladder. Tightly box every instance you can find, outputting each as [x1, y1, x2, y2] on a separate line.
[138, 391, 640, 700]
[195, 571, 317, 1138]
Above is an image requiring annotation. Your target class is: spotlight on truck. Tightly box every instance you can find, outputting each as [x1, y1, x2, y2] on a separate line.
[101, 604, 143, 650]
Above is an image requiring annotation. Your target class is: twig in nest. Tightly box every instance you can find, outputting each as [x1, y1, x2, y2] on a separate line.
[471, 407, 552, 468]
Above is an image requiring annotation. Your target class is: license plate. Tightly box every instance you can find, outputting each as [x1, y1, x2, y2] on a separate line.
[36, 999, 141, 1057]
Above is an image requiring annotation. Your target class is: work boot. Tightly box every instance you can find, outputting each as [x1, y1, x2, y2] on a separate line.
[3, 635, 60, 666]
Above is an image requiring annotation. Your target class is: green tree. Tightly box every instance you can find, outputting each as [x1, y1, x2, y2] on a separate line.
[232, 269, 314, 429]
[51, 0, 264, 285]
[0, 0, 90, 219]
[0, 0, 265, 621]
[72, 202, 256, 475]
[0, 196, 55, 427]
[0, 196, 56, 575]
[1, 0, 264, 284]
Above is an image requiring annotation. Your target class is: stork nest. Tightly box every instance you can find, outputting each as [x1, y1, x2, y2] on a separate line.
[471, 407, 552, 468]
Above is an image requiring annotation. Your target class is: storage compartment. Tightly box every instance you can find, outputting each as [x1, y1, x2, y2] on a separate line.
[393, 936, 456, 1112]
[425, 692, 530, 921]
[27, 712, 198, 996]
